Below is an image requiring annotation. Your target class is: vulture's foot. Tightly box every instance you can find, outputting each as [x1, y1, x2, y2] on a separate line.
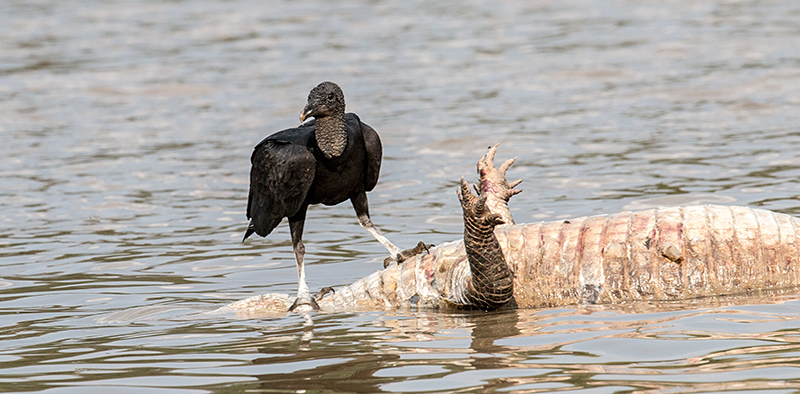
[314, 286, 335, 301]
[383, 241, 435, 268]
[288, 292, 320, 312]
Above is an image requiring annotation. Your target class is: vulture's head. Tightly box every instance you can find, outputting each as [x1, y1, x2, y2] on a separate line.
[300, 81, 345, 123]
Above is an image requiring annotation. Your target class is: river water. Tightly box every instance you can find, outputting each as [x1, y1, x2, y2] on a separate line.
[2, 0, 800, 392]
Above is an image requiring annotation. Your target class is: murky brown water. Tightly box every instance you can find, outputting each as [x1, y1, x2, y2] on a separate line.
[2, 0, 800, 392]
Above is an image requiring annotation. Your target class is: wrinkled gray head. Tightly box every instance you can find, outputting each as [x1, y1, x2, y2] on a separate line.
[299, 81, 345, 123]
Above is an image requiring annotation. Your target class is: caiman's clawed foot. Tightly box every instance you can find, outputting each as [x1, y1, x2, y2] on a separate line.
[288, 292, 320, 312]
[458, 178, 506, 229]
[313, 286, 335, 301]
[383, 241, 435, 268]
[478, 144, 523, 200]
[477, 144, 522, 225]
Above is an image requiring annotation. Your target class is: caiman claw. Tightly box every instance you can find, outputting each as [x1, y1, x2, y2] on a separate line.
[478, 144, 522, 202]
[458, 178, 505, 228]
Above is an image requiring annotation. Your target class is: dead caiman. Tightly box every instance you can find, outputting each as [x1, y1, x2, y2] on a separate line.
[218, 145, 800, 314]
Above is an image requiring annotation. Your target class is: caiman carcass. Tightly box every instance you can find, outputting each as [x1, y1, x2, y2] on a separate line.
[219, 145, 800, 314]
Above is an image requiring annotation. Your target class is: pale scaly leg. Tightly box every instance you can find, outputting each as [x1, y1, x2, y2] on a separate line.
[351, 192, 433, 266]
[351, 192, 402, 256]
[287, 215, 319, 312]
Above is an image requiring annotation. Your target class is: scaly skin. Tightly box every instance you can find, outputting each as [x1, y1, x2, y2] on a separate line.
[497, 204, 800, 308]
[216, 146, 800, 315]
[456, 178, 514, 309]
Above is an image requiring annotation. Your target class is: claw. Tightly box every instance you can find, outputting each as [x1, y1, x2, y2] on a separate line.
[487, 213, 505, 226]
[421, 242, 433, 254]
[313, 287, 335, 301]
[464, 144, 521, 226]
[288, 293, 320, 312]
[499, 157, 516, 174]
[386, 241, 436, 267]
[484, 144, 499, 167]
[475, 195, 487, 215]
[458, 178, 477, 206]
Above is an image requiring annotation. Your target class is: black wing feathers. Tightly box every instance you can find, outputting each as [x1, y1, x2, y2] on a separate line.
[245, 113, 382, 240]
[246, 140, 316, 237]
[355, 117, 382, 192]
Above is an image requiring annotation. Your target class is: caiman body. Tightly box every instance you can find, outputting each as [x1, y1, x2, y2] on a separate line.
[498, 204, 800, 307]
[220, 147, 800, 314]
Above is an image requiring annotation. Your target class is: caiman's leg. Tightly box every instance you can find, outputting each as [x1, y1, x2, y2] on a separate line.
[457, 178, 514, 310]
[287, 213, 319, 312]
[351, 192, 432, 266]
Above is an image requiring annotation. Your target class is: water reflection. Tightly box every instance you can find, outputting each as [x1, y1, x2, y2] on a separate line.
[250, 311, 522, 393]
[241, 294, 800, 392]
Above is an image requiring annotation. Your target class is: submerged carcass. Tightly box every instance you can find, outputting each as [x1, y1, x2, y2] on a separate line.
[219, 145, 800, 314]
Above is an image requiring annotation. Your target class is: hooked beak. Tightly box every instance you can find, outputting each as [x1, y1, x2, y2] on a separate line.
[300, 101, 324, 124]
[299, 103, 314, 123]
[299, 100, 331, 124]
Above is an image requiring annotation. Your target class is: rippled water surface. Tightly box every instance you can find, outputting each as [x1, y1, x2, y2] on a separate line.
[3, 0, 800, 392]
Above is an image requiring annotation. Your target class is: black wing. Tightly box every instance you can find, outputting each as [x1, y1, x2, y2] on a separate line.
[245, 140, 316, 238]
[359, 120, 383, 192]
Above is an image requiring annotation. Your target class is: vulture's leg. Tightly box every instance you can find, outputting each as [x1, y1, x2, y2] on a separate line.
[351, 192, 402, 256]
[287, 212, 319, 312]
[351, 193, 432, 267]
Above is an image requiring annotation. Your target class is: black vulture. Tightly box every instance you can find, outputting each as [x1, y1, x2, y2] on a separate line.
[243, 81, 408, 311]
